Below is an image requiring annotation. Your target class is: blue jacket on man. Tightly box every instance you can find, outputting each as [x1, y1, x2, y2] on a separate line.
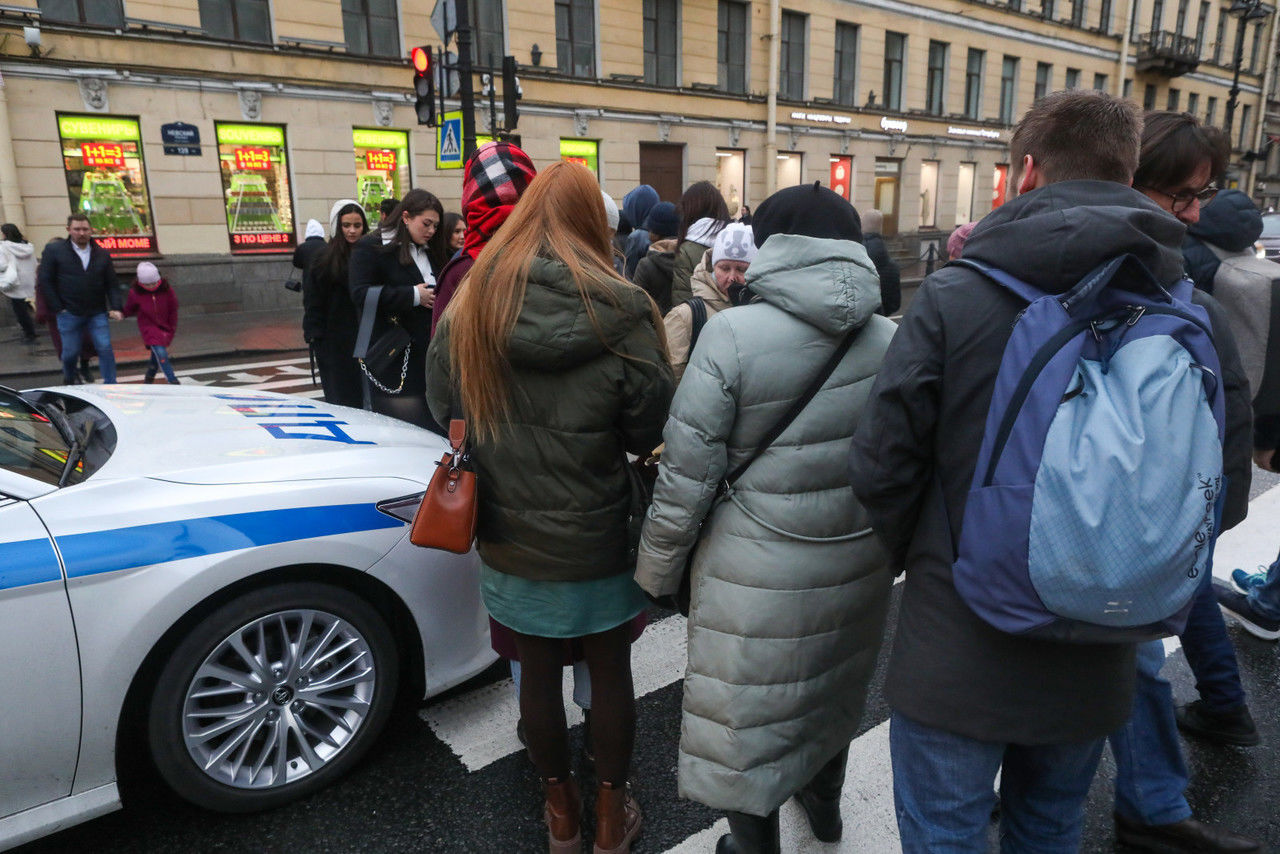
[39, 237, 123, 317]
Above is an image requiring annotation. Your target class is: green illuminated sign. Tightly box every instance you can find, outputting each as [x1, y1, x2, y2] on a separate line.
[57, 115, 141, 141]
[353, 128, 409, 149]
[559, 138, 599, 175]
[215, 123, 286, 146]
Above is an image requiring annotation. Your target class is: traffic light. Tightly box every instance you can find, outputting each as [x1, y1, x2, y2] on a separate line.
[502, 55, 519, 132]
[411, 46, 435, 127]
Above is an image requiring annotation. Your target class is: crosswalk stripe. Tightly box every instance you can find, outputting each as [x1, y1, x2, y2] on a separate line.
[116, 356, 311, 384]
[422, 614, 689, 772]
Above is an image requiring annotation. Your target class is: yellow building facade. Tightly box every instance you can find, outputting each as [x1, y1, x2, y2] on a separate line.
[0, 0, 1274, 307]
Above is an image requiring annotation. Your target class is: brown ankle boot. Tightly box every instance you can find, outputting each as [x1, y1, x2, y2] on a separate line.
[544, 776, 582, 854]
[593, 781, 641, 854]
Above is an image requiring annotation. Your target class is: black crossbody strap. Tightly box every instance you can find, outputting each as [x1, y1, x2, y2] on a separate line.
[687, 297, 707, 352]
[723, 329, 858, 489]
[353, 285, 384, 359]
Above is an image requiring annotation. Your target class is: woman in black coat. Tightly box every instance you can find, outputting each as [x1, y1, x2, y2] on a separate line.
[348, 188, 448, 429]
[303, 199, 367, 408]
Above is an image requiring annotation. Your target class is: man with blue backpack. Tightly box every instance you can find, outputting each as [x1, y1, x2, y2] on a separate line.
[849, 90, 1254, 852]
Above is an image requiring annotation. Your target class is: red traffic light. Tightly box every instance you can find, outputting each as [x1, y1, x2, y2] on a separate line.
[411, 46, 431, 74]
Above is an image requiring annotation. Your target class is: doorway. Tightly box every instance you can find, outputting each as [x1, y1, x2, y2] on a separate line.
[874, 158, 901, 236]
[640, 142, 685, 203]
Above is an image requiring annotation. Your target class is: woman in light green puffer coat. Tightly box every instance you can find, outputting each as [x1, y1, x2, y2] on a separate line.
[635, 183, 896, 854]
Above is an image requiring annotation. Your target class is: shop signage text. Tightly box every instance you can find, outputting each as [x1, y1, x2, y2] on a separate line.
[161, 122, 202, 156]
[365, 149, 397, 171]
[879, 117, 908, 133]
[58, 115, 140, 141]
[95, 235, 155, 252]
[233, 232, 293, 248]
[81, 142, 125, 168]
[234, 147, 272, 170]
[354, 128, 409, 149]
[216, 124, 285, 147]
[948, 126, 1002, 139]
[789, 111, 853, 126]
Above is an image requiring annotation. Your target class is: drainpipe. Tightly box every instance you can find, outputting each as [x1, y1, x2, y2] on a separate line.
[765, 0, 780, 195]
[0, 72, 26, 230]
[1247, 12, 1280, 197]
[1115, 0, 1134, 99]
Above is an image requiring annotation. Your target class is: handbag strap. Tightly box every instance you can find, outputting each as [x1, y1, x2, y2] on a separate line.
[722, 328, 858, 490]
[353, 285, 383, 359]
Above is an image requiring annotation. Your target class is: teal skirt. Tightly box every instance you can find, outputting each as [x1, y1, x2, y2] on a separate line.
[481, 563, 647, 638]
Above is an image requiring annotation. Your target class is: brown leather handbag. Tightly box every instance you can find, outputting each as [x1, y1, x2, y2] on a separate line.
[410, 419, 478, 553]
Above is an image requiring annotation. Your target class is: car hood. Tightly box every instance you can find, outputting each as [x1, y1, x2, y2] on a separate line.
[44, 384, 448, 486]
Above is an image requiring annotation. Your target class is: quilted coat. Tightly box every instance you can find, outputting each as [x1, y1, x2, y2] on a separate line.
[635, 234, 896, 816]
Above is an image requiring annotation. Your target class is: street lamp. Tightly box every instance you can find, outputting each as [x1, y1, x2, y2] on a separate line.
[1221, 0, 1271, 184]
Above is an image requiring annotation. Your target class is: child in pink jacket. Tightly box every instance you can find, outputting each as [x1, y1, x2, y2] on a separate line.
[123, 261, 179, 383]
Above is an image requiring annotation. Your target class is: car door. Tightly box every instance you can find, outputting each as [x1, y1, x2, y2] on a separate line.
[0, 498, 81, 819]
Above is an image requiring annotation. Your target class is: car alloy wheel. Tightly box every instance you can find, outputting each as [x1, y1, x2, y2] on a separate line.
[148, 582, 399, 811]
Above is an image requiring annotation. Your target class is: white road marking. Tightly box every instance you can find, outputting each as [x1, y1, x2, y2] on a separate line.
[117, 356, 311, 383]
[422, 614, 688, 772]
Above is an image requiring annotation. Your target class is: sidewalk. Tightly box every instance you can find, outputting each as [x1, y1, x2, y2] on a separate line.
[0, 306, 306, 381]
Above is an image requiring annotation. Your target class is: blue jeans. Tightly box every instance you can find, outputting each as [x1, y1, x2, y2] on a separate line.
[891, 711, 1105, 853]
[1247, 548, 1280, 620]
[147, 345, 178, 383]
[1110, 640, 1192, 826]
[1181, 567, 1246, 710]
[56, 312, 115, 384]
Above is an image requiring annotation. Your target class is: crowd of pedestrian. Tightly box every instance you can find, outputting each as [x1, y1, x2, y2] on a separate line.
[8, 85, 1280, 854]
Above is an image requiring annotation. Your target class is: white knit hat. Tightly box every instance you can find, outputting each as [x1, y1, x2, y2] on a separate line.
[711, 223, 758, 266]
[135, 261, 161, 284]
[601, 191, 620, 231]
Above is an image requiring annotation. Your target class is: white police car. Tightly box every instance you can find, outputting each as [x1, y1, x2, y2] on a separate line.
[0, 384, 494, 850]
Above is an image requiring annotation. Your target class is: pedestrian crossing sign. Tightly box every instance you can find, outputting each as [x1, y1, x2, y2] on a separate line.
[437, 112, 463, 169]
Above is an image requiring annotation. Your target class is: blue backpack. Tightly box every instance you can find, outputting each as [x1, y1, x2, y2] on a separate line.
[951, 255, 1226, 643]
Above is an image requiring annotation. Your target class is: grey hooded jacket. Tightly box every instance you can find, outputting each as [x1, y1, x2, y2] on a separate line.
[635, 234, 895, 816]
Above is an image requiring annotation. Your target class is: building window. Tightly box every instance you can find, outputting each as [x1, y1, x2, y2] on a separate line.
[1123, 78, 1133, 97]
[884, 31, 906, 111]
[199, 0, 271, 42]
[1239, 104, 1251, 149]
[1070, 0, 1085, 27]
[353, 129, 411, 220]
[470, 0, 506, 66]
[1167, 87, 1180, 109]
[1009, 0, 1022, 9]
[957, 162, 976, 224]
[1150, 0, 1164, 30]
[999, 56, 1018, 124]
[1207, 95, 1217, 124]
[1175, 0, 1189, 33]
[555, 0, 596, 78]
[1065, 67, 1081, 88]
[1098, 0, 1112, 31]
[920, 160, 940, 228]
[829, 154, 853, 199]
[56, 113, 156, 255]
[1250, 22, 1264, 72]
[1187, 91, 1199, 115]
[1195, 2, 1210, 54]
[560, 138, 600, 177]
[1094, 72, 1108, 89]
[965, 48, 984, 120]
[342, 0, 400, 57]
[927, 40, 948, 115]
[1143, 83, 1158, 109]
[1043, 0, 1055, 18]
[1035, 62, 1051, 100]
[835, 23, 859, 107]
[644, 0, 679, 87]
[718, 1, 748, 94]
[777, 151, 803, 187]
[215, 122, 296, 254]
[1213, 10, 1226, 63]
[780, 10, 807, 101]
[37, 0, 123, 25]
[717, 148, 747, 211]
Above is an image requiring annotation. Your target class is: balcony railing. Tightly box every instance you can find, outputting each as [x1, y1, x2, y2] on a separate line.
[1135, 30, 1201, 77]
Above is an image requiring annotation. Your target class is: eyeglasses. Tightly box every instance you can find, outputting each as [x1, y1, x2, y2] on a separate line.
[1138, 184, 1219, 214]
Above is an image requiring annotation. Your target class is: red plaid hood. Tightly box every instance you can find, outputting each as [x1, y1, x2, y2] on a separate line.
[461, 141, 537, 261]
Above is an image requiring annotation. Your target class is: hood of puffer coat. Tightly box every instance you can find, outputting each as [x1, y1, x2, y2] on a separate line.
[507, 256, 656, 370]
[745, 234, 881, 335]
[1186, 188, 1263, 252]
[3, 240, 33, 259]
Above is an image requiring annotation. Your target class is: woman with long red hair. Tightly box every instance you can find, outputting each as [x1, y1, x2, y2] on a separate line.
[426, 161, 673, 854]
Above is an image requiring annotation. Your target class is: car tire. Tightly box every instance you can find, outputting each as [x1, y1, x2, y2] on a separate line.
[147, 581, 400, 812]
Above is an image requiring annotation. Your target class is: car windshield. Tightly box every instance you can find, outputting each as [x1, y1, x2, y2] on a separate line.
[0, 387, 105, 487]
[1261, 215, 1280, 239]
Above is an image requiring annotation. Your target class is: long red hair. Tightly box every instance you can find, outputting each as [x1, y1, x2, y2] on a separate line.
[447, 161, 667, 441]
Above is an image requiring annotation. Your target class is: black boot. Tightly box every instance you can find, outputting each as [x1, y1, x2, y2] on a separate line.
[795, 745, 848, 842]
[715, 810, 780, 854]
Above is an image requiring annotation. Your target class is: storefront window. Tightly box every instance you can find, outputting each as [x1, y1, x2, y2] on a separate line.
[993, 163, 1009, 209]
[56, 113, 157, 256]
[560, 139, 600, 177]
[776, 151, 802, 188]
[215, 122, 296, 254]
[353, 128, 411, 222]
[919, 160, 939, 228]
[716, 148, 747, 216]
[956, 161, 976, 225]
[829, 155, 853, 200]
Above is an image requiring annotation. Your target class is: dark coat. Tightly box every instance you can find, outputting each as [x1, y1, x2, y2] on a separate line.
[430, 253, 473, 336]
[122, 281, 178, 347]
[862, 232, 902, 315]
[292, 236, 327, 273]
[425, 257, 674, 582]
[348, 232, 433, 396]
[848, 180, 1253, 746]
[632, 239, 677, 314]
[1182, 189, 1263, 293]
[38, 238, 122, 317]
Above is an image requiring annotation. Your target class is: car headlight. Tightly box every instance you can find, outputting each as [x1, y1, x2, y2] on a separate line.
[376, 492, 425, 524]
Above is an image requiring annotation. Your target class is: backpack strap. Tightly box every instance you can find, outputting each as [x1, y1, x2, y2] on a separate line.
[686, 297, 708, 352]
[949, 259, 1045, 304]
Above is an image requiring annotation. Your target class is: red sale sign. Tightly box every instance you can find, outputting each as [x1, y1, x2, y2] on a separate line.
[365, 149, 397, 171]
[235, 147, 272, 170]
[81, 142, 125, 168]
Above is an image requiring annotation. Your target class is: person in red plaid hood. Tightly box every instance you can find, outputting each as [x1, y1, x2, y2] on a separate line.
[430, 140, 537, 335]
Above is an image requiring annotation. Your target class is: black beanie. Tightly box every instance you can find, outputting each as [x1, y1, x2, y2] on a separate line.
[751, 181, 862, 248]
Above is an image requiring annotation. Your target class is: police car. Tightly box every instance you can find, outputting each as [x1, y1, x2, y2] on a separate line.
[0, 384, 494, 850]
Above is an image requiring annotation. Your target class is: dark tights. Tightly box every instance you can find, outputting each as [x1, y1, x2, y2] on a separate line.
[513, 622, 635, 784]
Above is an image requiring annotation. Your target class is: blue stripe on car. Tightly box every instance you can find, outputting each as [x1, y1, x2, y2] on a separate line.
[0, 538, 62, 589]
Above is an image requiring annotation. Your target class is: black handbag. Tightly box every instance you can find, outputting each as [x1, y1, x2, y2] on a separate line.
[354, 286, 411, 399]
